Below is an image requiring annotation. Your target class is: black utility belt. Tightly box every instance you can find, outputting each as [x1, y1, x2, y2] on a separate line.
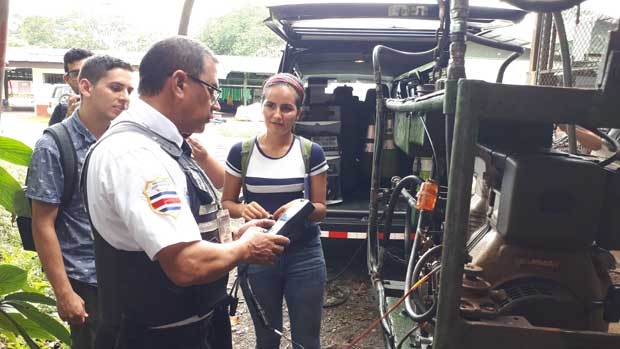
[112, 310, 216, 349]
[149, 309, 215, 330]
[201, 229, 219, 243]
[147, 316, 211, 339]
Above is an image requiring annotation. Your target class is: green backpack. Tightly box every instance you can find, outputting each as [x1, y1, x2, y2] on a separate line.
[239, 135, 313, 199]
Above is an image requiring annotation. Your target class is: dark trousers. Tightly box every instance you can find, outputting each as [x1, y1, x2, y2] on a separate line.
[95, 306, 232, 349]
[68, 279, 98, 349]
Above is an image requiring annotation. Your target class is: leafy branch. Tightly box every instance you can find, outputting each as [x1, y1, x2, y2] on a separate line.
[0, 265, 71, 348]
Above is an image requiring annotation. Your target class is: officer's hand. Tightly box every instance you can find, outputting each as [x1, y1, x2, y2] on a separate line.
[239, 227, 289, 265]
[234, 219, 274, 240]
[241, 201, 270, 221]
[56, 289, 88, 326]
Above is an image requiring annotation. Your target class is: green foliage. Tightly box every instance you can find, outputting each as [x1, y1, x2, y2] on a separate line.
[0, 176, 58, 347]
[5, 293, 56, 306]
[19, 16, 57, 48]
[12, 13, 158, 52]
[0, 141, 64, 347]
[197, 5, 283, 57]
[0, 265, 27, 296]
[0, 138, 32, 218]
[0, 137, 32, 167]
[0, 265, 71, 348]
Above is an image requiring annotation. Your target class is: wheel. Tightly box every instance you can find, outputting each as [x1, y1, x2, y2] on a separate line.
[58, 93, 72, 105]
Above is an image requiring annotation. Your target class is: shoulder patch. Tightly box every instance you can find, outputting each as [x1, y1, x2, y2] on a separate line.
[144, 177, 182, 217]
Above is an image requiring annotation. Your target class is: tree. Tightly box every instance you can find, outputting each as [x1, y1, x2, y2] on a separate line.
[54, 15, 107, 50]
[197, 6, 283, 57]
[19, 16, 57, 48]
[12, 14, 158, 52]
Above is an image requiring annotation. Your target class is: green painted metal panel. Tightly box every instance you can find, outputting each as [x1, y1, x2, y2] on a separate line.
[394, 111, 426, 157]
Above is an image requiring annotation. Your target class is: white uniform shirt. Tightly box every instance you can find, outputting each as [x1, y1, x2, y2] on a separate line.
[86, 98, 201, 260]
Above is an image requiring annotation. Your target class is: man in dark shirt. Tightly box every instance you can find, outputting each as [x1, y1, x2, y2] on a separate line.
[48, 48, 93, 126]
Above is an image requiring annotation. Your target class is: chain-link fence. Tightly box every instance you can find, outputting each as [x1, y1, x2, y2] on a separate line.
[543, 6, 619, 153]
[536, 6, 619, 88]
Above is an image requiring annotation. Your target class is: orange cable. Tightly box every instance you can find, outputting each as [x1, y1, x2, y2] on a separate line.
[344, 268, 437, 349]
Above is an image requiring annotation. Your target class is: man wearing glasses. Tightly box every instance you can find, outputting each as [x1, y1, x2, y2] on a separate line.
[83, 36, 289, 349]
[49, 48, 94, 126]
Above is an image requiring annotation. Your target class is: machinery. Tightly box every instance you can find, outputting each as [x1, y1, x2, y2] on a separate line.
[366, 0, 620, 348]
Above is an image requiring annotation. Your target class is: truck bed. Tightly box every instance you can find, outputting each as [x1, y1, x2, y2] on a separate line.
[321, 198, 407, 234]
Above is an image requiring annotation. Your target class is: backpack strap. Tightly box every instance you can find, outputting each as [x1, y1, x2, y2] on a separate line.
[44, 123, 77, 207]
[239, 136, 313, 200]
[297, 135, 314, 199]
[239, 136, 256, 200]
[297, 135, 313, 176]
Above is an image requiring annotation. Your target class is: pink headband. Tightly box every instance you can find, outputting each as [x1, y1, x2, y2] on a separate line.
[264, 74, 305, 101]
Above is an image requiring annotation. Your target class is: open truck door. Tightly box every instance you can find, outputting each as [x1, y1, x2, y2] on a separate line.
[262, 1, 527, 244]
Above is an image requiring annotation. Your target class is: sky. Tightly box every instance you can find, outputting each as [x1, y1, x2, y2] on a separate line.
[8, 0, 268, 36]
[8, 0, 620, 40]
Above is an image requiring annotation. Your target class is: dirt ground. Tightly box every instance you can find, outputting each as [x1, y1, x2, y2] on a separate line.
[229, 239, 385, 349]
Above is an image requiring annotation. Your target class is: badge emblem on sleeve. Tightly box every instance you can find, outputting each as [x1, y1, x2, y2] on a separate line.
[144, 177, 182, 217]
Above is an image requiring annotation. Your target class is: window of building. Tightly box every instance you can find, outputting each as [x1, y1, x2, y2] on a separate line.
[43, 73, 64, 84]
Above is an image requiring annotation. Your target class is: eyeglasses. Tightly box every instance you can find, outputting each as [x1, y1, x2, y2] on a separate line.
[66, 69, 80, 79]
[188, 75, 221, 105]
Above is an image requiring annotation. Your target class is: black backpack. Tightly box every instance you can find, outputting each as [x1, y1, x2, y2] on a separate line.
[17, 123, 77, 251]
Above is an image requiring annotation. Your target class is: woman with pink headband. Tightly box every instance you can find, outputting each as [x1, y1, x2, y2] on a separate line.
[222, 73, 328, 348]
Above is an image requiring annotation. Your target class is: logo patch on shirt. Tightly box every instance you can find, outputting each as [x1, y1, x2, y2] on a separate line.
[144, 177, 182, 217]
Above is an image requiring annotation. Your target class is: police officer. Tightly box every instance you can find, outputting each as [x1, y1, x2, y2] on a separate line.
[83, 36, 290, 349]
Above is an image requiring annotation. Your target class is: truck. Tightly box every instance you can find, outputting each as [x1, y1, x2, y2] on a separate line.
[263, 1, 620, 348]
[262, 0, 529, 245]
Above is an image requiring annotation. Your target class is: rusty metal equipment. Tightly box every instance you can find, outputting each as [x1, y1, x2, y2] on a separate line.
[367, 0, 620, 348]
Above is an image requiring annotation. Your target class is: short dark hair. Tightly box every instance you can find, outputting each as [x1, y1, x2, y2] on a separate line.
[138, 36, 218, 96]
[63, 48, 94, 72]
[78, 55, 133, 86]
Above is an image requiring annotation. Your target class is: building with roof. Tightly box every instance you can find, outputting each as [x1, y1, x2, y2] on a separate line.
[4, 47, 280, 116]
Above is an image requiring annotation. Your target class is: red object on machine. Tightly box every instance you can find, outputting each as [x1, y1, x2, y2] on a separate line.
[416, 180, 438, 211]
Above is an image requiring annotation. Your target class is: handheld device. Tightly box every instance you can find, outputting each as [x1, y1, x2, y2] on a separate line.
[267, 199, 315, 236]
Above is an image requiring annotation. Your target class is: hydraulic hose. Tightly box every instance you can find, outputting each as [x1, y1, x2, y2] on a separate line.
[496, 52, 523, 83]
[382, 175, 424, 247]
[405, 244, 442, 322]
[582, 125, 620, 166]
[404, 207, 413, 261]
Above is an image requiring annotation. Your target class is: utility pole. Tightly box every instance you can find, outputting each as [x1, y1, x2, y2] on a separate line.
[178, 0, 195, 36]
[0, 0, 9, 128]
